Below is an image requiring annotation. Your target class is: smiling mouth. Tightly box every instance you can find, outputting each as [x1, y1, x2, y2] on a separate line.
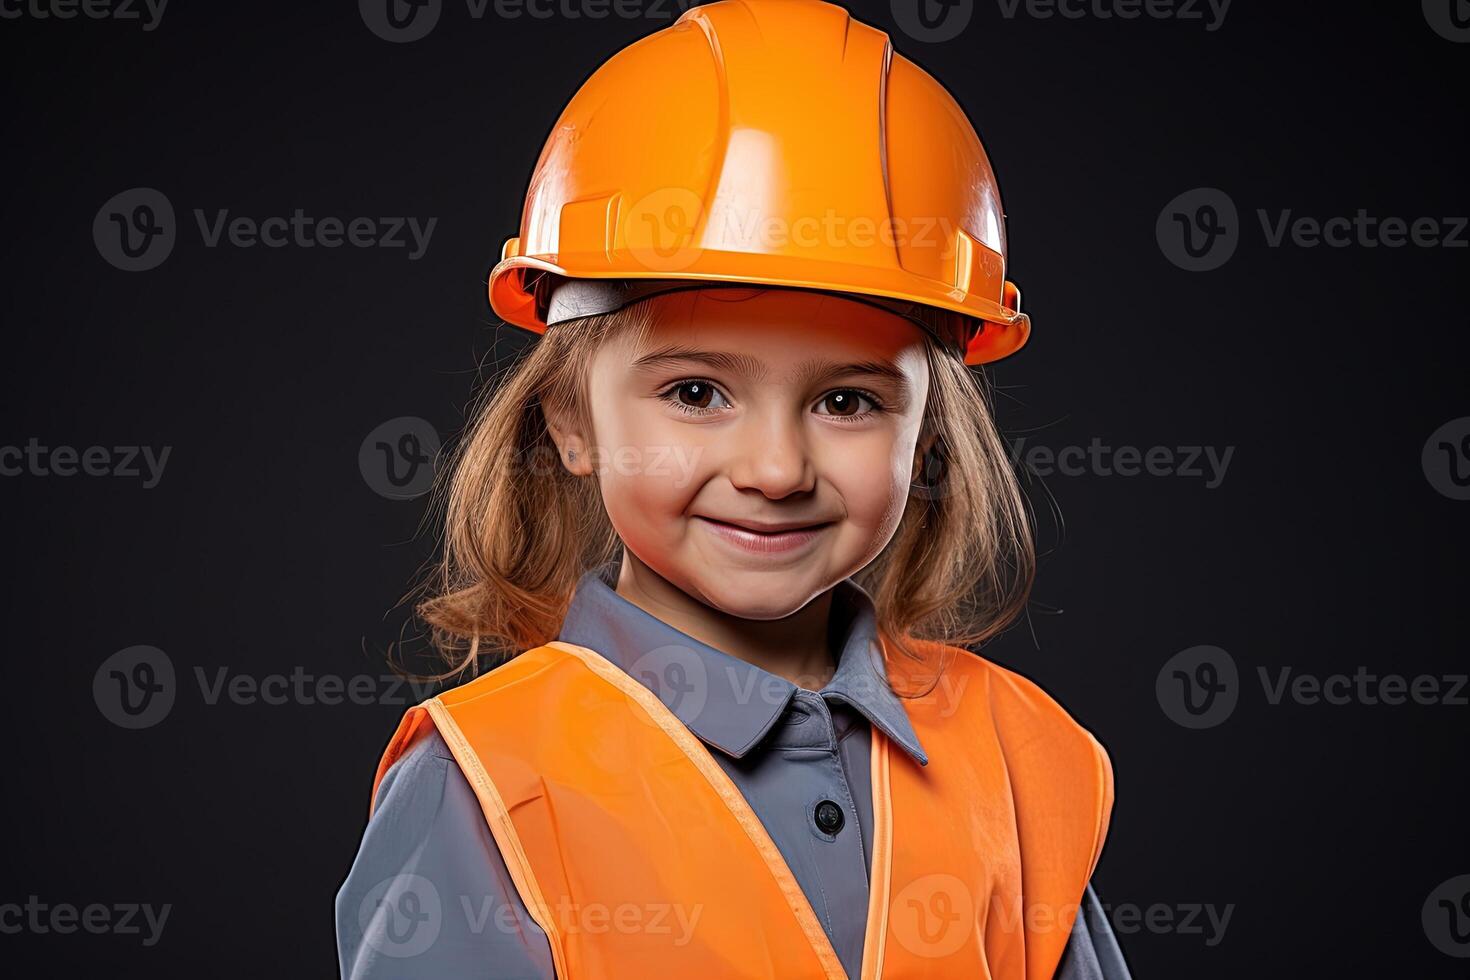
[692, 516, 834, 555]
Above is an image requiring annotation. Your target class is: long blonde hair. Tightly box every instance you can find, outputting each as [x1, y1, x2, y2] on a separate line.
[414, 297, 1035, 691]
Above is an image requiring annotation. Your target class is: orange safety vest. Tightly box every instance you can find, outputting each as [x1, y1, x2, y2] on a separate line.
[373, 639, 1114, 979]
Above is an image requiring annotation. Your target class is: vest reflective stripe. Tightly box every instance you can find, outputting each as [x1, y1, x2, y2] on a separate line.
[372, 640, 1113, 979]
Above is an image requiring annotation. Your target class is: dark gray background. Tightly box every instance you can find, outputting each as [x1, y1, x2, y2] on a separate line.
[1, 0, 1465, 975]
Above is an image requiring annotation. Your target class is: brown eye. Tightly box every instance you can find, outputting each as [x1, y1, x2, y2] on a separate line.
[678, 381, 714, 408]
[664, 380, 731, 414]
[816, 389, 874, 418]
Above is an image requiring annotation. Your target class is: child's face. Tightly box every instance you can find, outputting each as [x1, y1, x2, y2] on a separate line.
[555, 287, 932, 621]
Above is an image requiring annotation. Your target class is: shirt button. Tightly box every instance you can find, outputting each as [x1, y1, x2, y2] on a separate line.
[813, 799, 845, 835]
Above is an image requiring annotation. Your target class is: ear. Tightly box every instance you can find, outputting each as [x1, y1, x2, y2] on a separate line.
[912, 429, 939, 483]
[541, 404, 595, 477]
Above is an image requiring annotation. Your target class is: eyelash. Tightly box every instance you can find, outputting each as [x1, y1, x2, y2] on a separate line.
[657, 379, 886, 422]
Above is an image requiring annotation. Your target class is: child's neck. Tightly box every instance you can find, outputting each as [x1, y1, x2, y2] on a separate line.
[614, 554, 837, 692]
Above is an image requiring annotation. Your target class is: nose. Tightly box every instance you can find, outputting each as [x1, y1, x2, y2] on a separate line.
[725, 408, 816, 499]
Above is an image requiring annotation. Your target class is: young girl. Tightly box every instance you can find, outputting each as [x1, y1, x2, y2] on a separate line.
[337, 2, 1127, 978]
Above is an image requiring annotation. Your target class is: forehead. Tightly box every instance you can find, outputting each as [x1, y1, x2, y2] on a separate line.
[631, 288, 930, 364]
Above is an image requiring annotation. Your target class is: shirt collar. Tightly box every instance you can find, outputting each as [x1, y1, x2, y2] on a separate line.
[557, 560, 928, 767]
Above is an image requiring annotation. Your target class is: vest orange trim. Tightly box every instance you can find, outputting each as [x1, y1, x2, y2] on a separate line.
[371, 640, 1114, 979]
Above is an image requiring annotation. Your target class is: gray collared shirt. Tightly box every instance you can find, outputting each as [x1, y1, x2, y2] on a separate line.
[337, 561, 1131, 979]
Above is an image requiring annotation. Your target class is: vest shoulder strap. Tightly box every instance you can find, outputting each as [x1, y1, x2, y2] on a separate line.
[369, 644, 568, 814]
[889, 640, 1114, 979]
[939, 641, 1115, 889]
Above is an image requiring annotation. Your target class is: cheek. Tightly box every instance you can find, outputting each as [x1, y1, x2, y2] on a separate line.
[822, 428, 913, 534]
[592, 410, 706, 545]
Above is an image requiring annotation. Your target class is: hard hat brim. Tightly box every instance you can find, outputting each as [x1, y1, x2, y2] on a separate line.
[488, 249, 1030, 365]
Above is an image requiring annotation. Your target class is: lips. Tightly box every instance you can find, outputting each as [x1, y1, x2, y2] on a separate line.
[708, 517, 831, 533]
[693, 516, 833, 556]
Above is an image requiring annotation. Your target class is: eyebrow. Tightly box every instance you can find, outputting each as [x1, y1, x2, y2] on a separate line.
[630, 345, 910, 396]
[790, 357, 911, 395]
[629, 345, 770, 380]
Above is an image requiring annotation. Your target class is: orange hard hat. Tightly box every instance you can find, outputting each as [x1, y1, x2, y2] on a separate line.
[487, 0, 1031, 365]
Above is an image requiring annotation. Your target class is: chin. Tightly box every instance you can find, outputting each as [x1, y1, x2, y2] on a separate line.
[688, 566, 826, 621]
